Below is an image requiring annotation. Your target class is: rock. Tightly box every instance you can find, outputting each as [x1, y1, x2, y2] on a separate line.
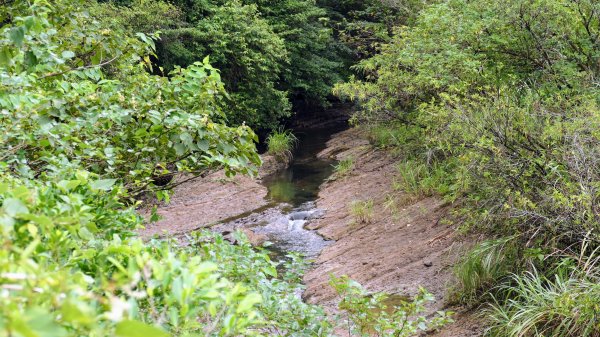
[287, 219, 307, 231]
[259, 154, 290, 179]
[222, 228, 268, 247]
[289, 211, 312, 221]
[240, 228, 268, 247]
[288, 209, 326, 221]
[424, 261, 433, 267]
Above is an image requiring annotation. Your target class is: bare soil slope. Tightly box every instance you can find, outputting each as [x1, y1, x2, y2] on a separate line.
[303, 128, 482, 337]
[140, 155, 285, 239]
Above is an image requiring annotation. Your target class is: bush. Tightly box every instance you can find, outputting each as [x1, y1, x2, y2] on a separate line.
[0, 2, 331, 336]
[266, 129, 298, 161]
[330, 275, 453, 337]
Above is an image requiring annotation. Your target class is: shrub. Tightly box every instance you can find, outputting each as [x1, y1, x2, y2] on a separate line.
[349, 199, 374, 224]
[266, 129, 298, 160]
[0, 2, 330, 336]
[330, 275, 453, 337]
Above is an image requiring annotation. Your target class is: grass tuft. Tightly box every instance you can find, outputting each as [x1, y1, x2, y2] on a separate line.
[395, 160, 452, 197]
[487, 266, 600, 337]
[330, 157, 354, 180]
[453, 237, 519, 305]
[349, 199, 374, 224]
[266, 129, 297, 160]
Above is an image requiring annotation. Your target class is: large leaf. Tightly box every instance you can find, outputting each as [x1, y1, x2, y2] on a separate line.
[115, 320, 170, 337]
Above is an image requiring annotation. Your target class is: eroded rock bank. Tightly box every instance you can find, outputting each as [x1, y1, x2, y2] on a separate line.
[304, 128, 482, 337]
[140, 154, 287, 239]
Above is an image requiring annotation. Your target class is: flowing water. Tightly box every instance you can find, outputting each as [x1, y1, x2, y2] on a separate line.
[214, 124, 346, 260]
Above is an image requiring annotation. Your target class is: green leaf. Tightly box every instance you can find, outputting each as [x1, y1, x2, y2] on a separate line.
[236, 293, 262, 313]
[0, 47, 12, 66]
[115, 320, 170, 337]
[61, 50, 76, 59]
[58, 179, 81, 191]
[90, 179, 117, 191]
[61, 301, 94, 325]
[9, 27, 25, 47]
[12, 308, 68, 337]
[2, 198, 29, 217]
[24, 51, 38, 68]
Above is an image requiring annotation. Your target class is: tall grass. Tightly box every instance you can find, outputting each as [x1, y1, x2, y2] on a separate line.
[487, 265, 600, 337]
[395, 160, 452, 197]
[266, 129, 297, 160]
[453, 237, 519, 305]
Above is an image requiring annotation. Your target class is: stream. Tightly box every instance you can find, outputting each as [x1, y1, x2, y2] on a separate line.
[213, 124, 346, 260]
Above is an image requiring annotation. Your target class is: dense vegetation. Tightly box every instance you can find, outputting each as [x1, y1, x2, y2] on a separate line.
[337, 0, 600, 335]
[93, 0, 347, 133]
[0, 0, 446, 336]
[4, 0, 597, 335]
[0, 1, 338, 335]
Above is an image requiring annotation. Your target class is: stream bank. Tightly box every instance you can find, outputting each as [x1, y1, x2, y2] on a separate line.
[140, 122, 482, 336]
[302, 128, 483, 337]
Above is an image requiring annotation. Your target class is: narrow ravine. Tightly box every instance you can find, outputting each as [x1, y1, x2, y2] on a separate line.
[212, 123, 348, 260]
[141, 114, 482, 337]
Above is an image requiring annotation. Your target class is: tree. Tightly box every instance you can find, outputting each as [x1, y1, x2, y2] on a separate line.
[0, 1, 332, 336]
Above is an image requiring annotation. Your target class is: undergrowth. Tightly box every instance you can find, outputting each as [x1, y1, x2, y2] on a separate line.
[486, 245, 600, 337]
[330, 275, 453, 337]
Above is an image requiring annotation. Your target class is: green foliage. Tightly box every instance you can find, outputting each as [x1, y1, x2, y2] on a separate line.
[330, 275, 453, 337]
[317, 0, 415, 61]
[337, 0, 600, 333]
[245, 0, 344, 106]
[100, 0, 347, 131]
[165, 1, 291, 131]
[1, 0, 260, 195]
[0, 1, 332, 336]
[337, 0, 600, 250]
[349, 199, 374, 224]
[266, 129, 297, 161]
[487, 254, 600, 337]
[0, 171, 332, 335]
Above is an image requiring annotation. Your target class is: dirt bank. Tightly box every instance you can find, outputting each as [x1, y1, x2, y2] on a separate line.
[303, 128, 482, 337]
[139, 155, 286, 239]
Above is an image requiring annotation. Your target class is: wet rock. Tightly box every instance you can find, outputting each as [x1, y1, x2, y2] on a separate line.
[288, 211, 312, 220]
[287, 219, 307, 231]
[223, 229, 268, 247]
[240, 228, 268, 247]
[288, 209, 325, 221]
